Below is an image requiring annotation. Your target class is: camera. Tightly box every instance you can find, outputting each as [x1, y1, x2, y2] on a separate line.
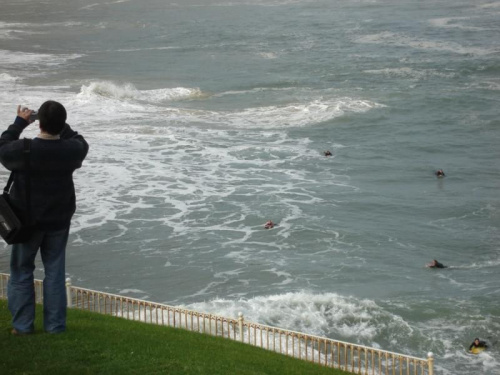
[20, 106, 39, 122]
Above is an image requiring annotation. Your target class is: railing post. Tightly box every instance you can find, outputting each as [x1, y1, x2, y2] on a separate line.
[0, 274, 5, 299]
[427, 352, 434, 375]
[65, 278, 72, 308]
[238, 312, 244, 342]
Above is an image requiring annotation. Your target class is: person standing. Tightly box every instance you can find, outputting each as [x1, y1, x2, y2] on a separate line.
[0, 101, 88, 335]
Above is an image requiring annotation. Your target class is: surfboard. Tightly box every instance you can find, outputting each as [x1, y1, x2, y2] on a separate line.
[469, 346, 486, 355]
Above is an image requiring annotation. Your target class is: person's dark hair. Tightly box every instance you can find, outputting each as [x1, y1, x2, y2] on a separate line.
[38, 100, 67, 135]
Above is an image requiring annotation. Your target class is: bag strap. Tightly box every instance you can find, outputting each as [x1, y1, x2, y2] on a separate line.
[2, 139, 32, 219]
[3, 173, 14, 194]
[23, 138, 32, 221]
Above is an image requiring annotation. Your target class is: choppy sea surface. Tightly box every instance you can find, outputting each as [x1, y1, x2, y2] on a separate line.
[1, 0, 499, 373]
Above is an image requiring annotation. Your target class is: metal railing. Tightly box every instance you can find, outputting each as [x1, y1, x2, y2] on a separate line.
[0, 273, 434, 374]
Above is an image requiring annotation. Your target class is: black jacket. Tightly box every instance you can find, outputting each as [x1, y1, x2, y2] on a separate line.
[469, 340, 488, 351]
[0, 117, 89, 230]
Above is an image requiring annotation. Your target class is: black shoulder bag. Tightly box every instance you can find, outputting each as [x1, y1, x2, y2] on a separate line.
[0, 138, 34, 244]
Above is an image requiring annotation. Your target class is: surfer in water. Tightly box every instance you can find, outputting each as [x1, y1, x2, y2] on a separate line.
[469, 338, 488, 352]
[435, 169, 445, 177]
[264, 220, 275, 229]
[324, 150, 332, 157]
[426, 259, 447, 269]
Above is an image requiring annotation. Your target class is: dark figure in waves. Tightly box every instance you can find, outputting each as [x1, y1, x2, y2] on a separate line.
[435, 169, 445, 178]
[264, 220, 275, 229]
[426, 259, 447, 269]
[469, 338, 488, 352]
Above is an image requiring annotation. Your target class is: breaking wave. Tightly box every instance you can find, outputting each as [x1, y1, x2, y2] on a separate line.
[78, 81, 204, 103]
[185, 291, 413, 347]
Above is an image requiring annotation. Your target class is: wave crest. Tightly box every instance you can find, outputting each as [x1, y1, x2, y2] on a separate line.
[77, 80, 203, 102]
[220, 98, 384, 128]
[185, 291, 411, 345]
[0, 73, 18, 82]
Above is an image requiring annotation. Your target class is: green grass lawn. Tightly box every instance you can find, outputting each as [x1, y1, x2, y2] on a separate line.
[0, 300, 349, 375]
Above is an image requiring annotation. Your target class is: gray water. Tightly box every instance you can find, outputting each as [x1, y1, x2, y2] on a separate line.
[0, 0, 499, 373]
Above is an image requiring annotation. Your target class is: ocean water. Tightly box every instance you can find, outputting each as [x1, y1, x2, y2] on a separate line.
[1, 0, 499, 373]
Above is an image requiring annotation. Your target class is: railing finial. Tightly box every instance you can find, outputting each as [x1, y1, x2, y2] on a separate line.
[238, 312, 244, 342]
[427, 352, 434, 375]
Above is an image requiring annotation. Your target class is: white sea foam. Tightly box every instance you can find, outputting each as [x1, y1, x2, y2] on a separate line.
[79, 0, 130, 10]
[73, 81, 383, 129]
[257, 52, 279, 59]
[0, 21, 31, 29]
[64, 114, 353, 247]
[0, 73, 19, 82]
[0, 21, 84, 34]
[355, 31, 496, 56]
[185, 291, 412, 345]
[52, 21, 85, 27]
[364, 67, 456, 80]
[0, 21, 33, 39]
[449, 258, 500, 270]
[0, 50, 82, 67]
[428, 17, 487, 31]
[115, 46, 180, 52]
[144, 87, 204, 102]
[0, 30, 19, 40]
[213, 86, 297, 97]
[235, 98, 384, 128]
[79, 3, 100, 10]
[473, 79, 500, 91]
[77, 81, 203, 103]
[78, 81, 140, 100]
[164, 98, 384, 129]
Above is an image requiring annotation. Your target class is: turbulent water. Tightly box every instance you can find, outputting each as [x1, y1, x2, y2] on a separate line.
[1, 0, 499, 373]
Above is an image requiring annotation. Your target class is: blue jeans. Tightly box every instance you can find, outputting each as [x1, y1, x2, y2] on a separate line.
[8, 227, 70, 334]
